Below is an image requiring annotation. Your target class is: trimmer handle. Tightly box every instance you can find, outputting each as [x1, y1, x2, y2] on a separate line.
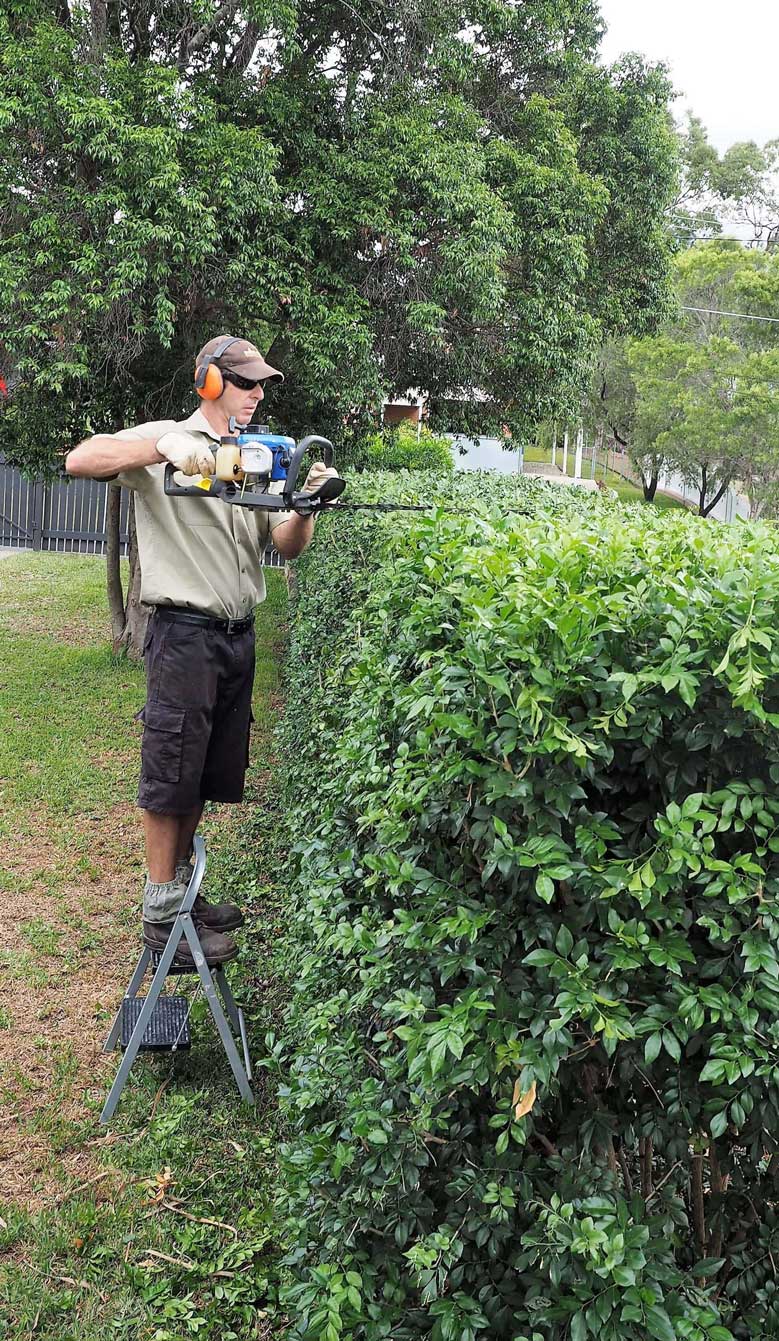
[283, 435, 335, 503]
[162, 440, 346, 514]
[163, 464, 222, 498]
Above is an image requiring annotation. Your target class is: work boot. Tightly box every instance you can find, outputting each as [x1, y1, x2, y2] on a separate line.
[143, 919, 238, 967]
[192, 894, 244, 931]
[175, 860, 244, 931]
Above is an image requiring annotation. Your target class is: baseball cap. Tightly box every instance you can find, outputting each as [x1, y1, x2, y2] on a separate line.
[196, 335, 284, 384]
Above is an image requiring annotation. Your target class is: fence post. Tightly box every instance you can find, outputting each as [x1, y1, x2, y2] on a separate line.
[29, 479, 43, 551]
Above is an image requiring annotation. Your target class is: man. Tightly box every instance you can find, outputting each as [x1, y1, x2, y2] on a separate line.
[65, 335, 336, 966]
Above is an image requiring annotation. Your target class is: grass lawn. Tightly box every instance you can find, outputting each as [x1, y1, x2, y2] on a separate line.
[523, 445, 687, 510]
[0, 553, 289, 1340]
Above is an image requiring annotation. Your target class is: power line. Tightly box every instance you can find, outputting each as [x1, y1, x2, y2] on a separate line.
[681, 305, 779, 325]
[689, 236, 771, 245]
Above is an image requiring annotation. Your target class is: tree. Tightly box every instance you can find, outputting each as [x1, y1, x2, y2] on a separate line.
[628, 332, 779, 518]
[722, 351, 779, 518]
[658, 337, 754, 517]
[582, 338, 639, 478]
[672, 114, 726, 243]
[597, 243, 779, 515]
[672, 241, 779, 348]
[1, 1, 679, 652]
[716, 140, 779, 244]
[673, 117, 779, 246]
[622, 335, 685, 502]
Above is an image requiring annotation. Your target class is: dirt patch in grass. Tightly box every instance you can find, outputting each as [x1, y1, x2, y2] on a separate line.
[1, 610, 106, 646]
[0, 807, 144, 1210]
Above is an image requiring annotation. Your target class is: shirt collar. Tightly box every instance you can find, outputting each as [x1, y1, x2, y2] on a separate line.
[180, 407, 222, 441]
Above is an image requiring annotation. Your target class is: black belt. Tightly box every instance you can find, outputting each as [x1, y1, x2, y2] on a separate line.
[155, 606, 255, 636]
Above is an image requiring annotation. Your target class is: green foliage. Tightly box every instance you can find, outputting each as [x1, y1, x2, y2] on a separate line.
[347, 424, 455, 475]
[275, 473, 779, 1338]
[674, 117, 779, 244]
[1, 1, 678, 473]
[590, 243, 779, 515]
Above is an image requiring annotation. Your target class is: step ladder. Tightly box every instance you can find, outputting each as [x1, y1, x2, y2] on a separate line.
[100, 835, 254, 1124]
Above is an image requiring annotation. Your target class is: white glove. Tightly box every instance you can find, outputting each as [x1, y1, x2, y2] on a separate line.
[157, 430, 215, 478]
[302, 461, 339, 494]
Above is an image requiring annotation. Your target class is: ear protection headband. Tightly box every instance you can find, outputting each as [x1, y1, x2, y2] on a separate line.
[194, 336, 241, 400]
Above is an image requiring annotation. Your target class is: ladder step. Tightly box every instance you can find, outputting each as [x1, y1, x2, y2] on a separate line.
[121, 995, 191, 1050]
[149, 949, 225, 976]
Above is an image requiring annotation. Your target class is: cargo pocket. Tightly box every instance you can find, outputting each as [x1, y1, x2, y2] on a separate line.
[136, 702, 186, 784]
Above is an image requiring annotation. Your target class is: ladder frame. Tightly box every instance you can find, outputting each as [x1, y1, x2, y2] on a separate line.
[100, 835, 254, 1124]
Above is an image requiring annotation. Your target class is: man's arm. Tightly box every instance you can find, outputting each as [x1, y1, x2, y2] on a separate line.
[267, 459, 339, 559]
[65, 434, 165, 480]
[270, 512, 315, 560]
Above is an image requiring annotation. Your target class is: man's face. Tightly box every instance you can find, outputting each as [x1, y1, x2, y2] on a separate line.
[219, 373, 266, 425]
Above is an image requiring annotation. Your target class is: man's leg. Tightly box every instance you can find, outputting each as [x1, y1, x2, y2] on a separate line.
[142, 805, 204, 908]
[176, 803, 204, 865]
[143, 809, 180, 883]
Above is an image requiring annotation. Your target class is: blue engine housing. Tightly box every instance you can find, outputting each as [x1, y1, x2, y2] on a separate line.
[235, 425, 295, 482]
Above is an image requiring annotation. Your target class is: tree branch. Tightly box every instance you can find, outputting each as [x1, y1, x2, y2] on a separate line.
[691, 1149, 706, 1258]
[227, 20, 262, 74]
[640, 1136, 653, 1198]
[182, 0, 240, 67]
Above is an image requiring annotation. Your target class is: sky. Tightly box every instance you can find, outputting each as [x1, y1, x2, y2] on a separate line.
[597, 1, 779, 153]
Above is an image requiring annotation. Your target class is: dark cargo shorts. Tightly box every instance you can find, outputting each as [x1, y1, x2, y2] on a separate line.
[137, 610, 255, 814]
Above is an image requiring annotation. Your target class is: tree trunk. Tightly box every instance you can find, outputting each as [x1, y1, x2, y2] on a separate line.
[119, 494, 151, 660]
[89, 0, 107, 50]
[106, 491, 150, 661]
[701, 477, 730, 518]
[107, 0, 122, 42]
[106, 485, 126, 647]
[643, 470, 659, 502]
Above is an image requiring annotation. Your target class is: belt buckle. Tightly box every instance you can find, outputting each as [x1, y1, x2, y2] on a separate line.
[226, 617, 242, 635]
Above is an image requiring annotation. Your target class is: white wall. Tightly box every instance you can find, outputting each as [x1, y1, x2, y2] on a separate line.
[449, 435, 522, 474]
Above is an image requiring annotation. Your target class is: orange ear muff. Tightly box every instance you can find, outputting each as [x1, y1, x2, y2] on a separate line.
[194, 336, 240, 400]
[195, 363, 225, 400]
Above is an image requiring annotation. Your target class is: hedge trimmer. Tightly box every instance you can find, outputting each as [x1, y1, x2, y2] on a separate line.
[163, 421, 437, 515]
[163, 422, 539, 516]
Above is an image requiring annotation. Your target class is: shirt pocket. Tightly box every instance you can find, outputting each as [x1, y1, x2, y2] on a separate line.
[172, 495, 222, 528]
[136, 702, 186, 783]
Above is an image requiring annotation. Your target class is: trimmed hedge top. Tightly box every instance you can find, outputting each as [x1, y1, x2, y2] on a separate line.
[275, 473, 779, 1341]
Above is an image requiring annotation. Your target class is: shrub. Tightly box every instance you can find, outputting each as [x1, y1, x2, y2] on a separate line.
[275, 473, 779, 1341]
[350, 423, 455, 475]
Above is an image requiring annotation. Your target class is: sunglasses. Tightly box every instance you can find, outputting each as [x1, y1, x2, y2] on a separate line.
[222, 369, 268, 392]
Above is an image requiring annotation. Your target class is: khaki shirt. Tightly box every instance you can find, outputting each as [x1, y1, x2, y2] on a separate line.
[115, 409, 288, 619]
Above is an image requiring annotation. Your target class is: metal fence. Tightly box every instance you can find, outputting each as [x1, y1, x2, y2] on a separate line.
[0, 457, 283, 566]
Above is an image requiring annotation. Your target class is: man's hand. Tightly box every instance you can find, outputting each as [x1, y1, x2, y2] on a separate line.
[157, 430, 216, 478]
[302, 460, 339, 494]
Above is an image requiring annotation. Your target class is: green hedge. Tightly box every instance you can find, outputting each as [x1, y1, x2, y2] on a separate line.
[347, 423, 456, 474]
[274, 472, 779, 1341]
